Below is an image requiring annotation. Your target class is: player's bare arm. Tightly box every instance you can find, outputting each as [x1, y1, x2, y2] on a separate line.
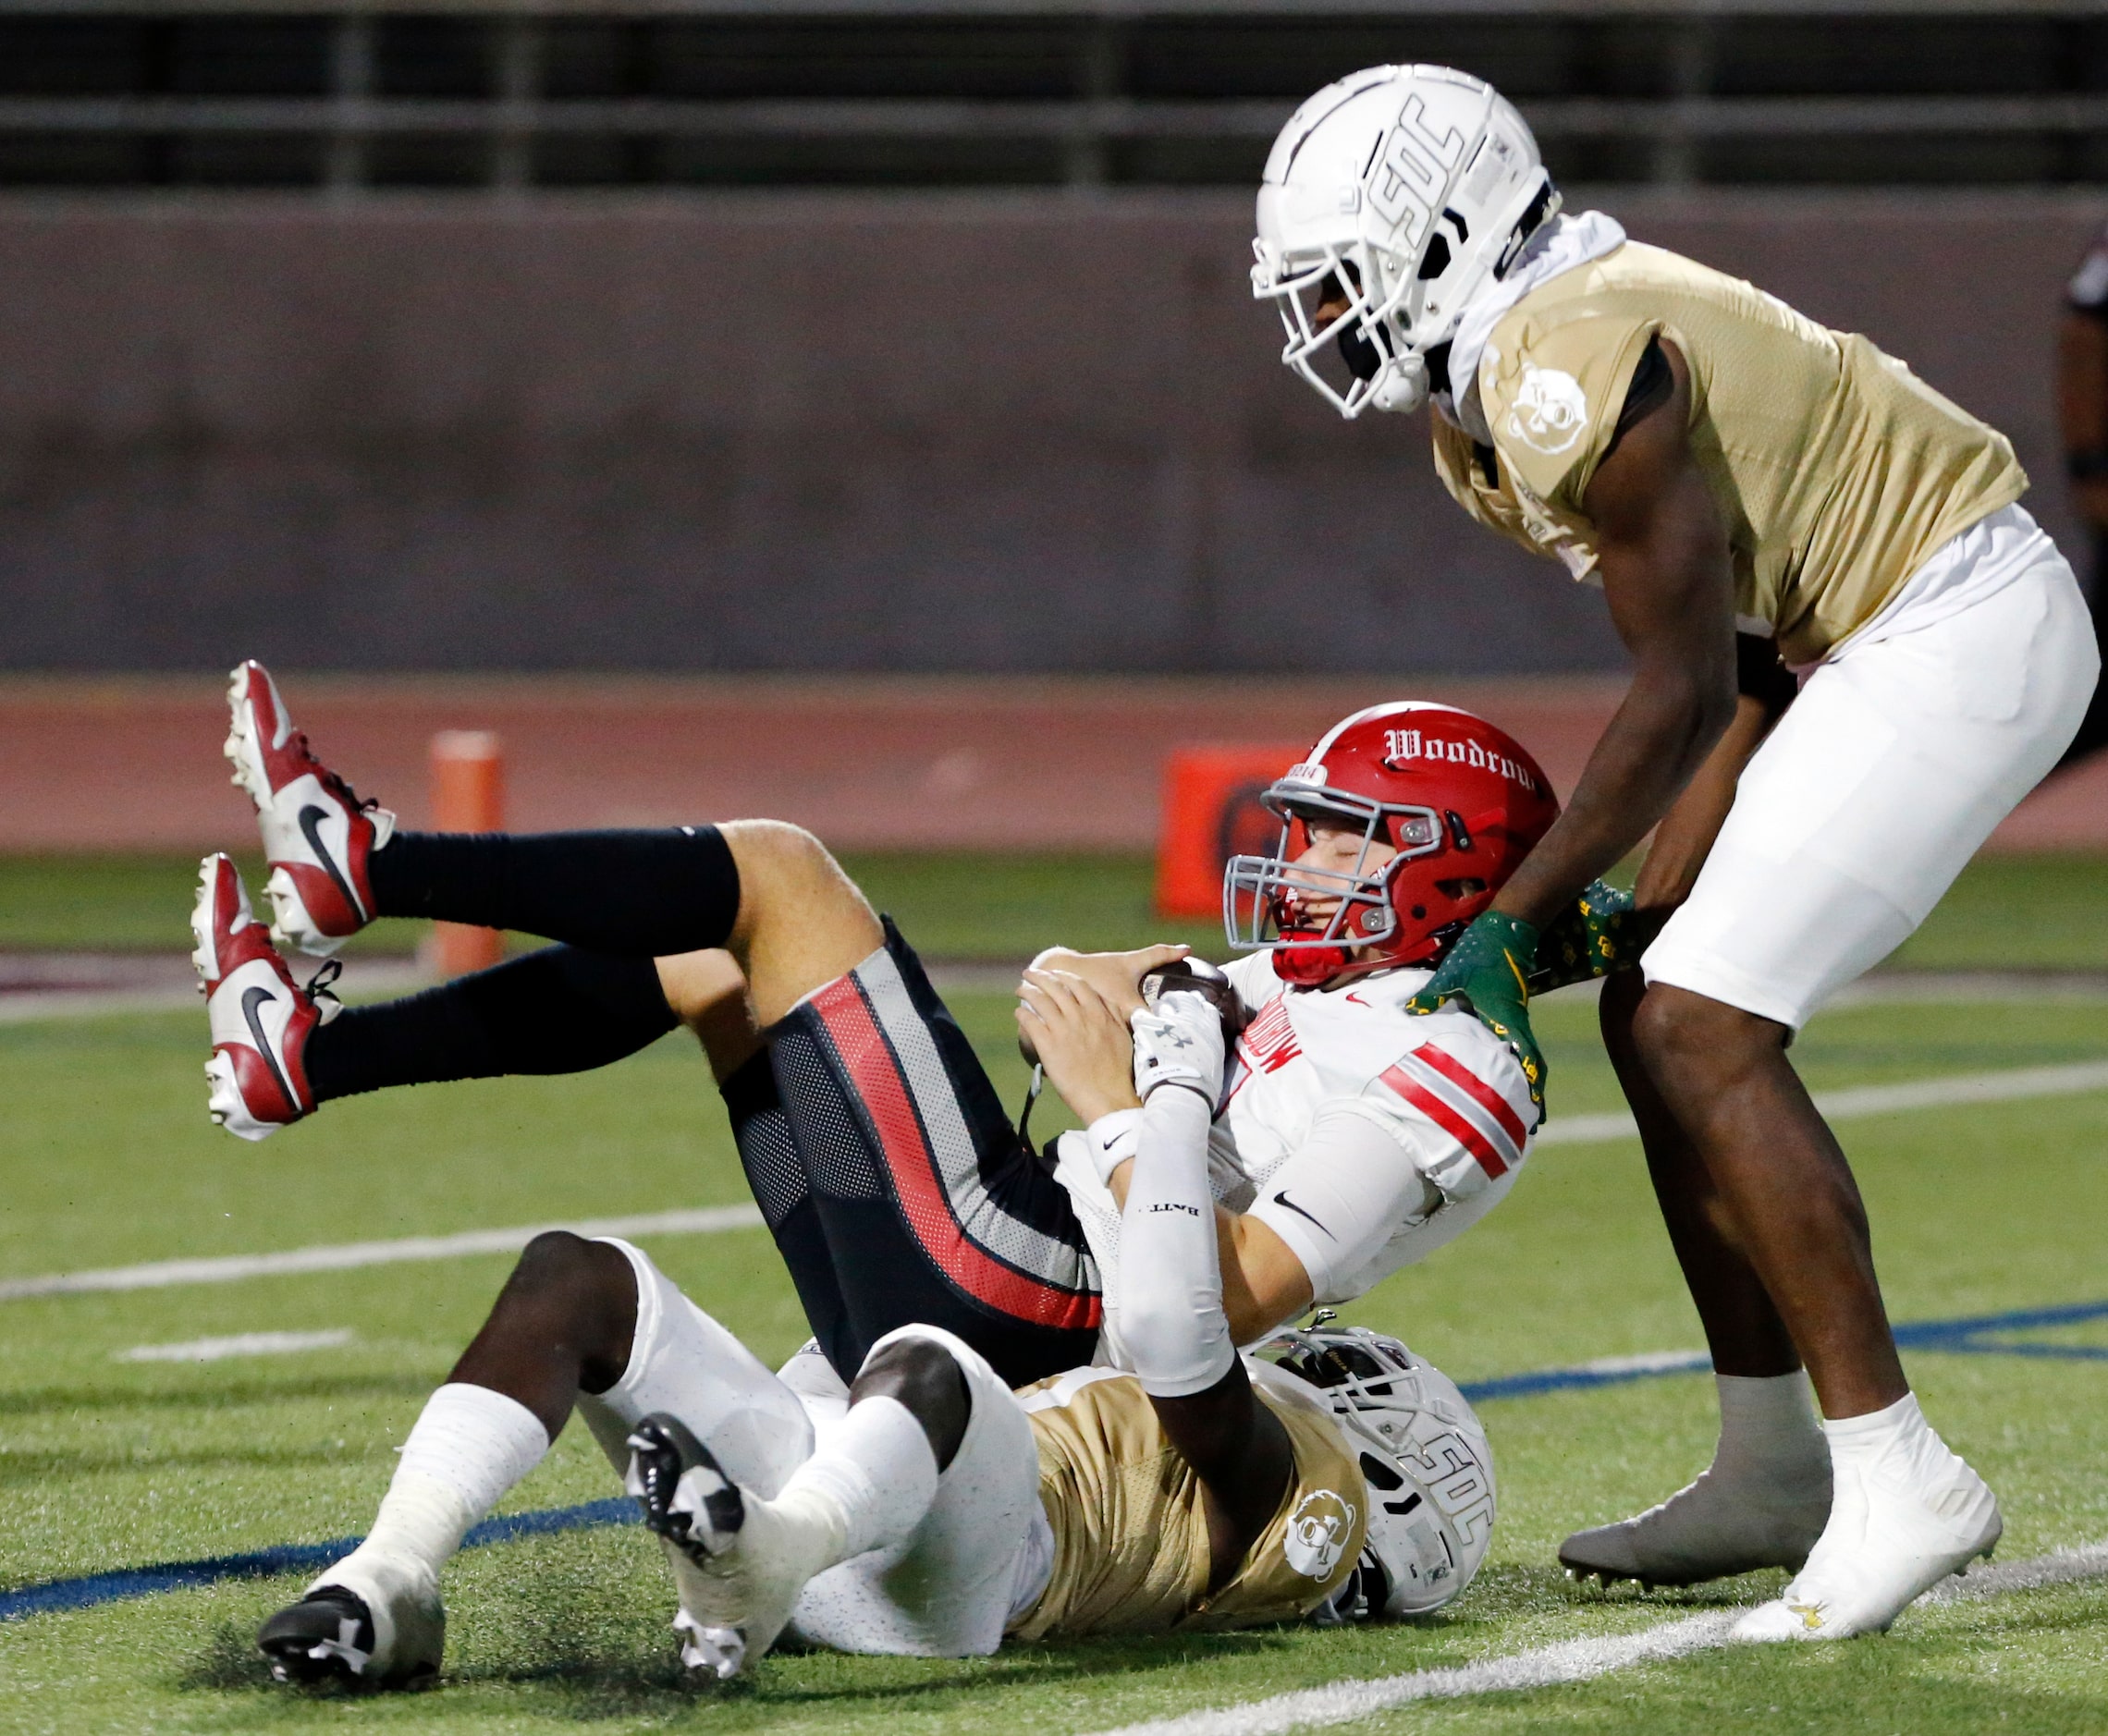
[1492, 340, 1739, 930]
[1146, 1338, 1299, 1586]
[1023, 943, 1190, 1021]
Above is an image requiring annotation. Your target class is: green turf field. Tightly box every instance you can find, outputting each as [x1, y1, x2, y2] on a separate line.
[1, 855, 2105, 1731]
[6, 848, 2108, 968]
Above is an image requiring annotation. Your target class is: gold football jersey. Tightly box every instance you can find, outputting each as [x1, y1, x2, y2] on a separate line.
[1430, 241, 2027, 665]
[1006, 1366, 1367, 1642]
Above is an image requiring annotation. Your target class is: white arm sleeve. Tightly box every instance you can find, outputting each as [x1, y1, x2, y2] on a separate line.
[1246, 1101, 1443, 1306]
[1118, 1084, 1236, 1398]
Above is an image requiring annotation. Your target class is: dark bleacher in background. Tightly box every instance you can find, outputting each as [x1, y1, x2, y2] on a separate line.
[2, 4, 2104, 675]
[6, 2, 2108, 190]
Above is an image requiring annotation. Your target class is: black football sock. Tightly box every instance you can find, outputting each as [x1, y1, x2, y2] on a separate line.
[365, 825, 740, 956]
[304, 947, 677, 1104]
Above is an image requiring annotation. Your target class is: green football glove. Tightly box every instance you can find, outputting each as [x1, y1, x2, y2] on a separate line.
[1527, 880, 1669, 996]
[1405, 911, 1544, 1117]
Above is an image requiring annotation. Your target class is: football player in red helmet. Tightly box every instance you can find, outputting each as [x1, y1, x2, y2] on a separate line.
[1223, 702, 1561, 991]
[1016, 700, 1645, 1385]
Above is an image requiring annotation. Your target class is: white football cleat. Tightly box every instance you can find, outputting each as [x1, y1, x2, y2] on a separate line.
[1560, 1460, 1831, 1588]
[193, 853, 339, 1140]
[627, 1413, 841, 1679]
[225, 659, 396, 957]
[1732, 1403, 2002, 1642]
[257, 1553, 445, 1688]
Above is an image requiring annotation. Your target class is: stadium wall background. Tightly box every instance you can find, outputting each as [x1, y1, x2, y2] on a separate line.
[0, 189, 2095, 675]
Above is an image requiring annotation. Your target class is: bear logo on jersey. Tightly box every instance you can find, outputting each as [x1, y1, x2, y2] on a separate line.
[1285, 1489, 1359, 1580]
[1506, 365, 1587, 455]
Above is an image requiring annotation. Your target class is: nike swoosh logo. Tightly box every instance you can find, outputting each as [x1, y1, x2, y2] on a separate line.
[1271, 1190, 1335, 1239]
[241, 984, 297, 1110]
[298, 804, 365, 921]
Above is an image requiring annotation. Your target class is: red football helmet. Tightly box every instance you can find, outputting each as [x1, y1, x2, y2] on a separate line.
[1223, 702, 1560, 987]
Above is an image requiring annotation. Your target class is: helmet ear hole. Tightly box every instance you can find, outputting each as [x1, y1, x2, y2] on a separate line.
[1416, 234, 1452, 281]
[1358, 1451, 1406, 1491]
[1434, 878, 1486, 902]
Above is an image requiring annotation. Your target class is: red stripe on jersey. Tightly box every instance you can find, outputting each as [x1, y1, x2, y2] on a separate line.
[1379, 1064, 1510, 1180]
[1410, 1042, 1530, 1147]
[808, 975, 1101, 1331]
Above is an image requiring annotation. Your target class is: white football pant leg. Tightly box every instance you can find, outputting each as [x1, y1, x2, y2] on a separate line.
[1645, 513, 2097, 1028]
[787, 1325, 1046, 1657]
[575, 1237, 815, 1500]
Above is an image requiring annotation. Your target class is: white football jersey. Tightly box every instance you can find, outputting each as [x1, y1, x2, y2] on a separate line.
[1053, 950, 1538, 1363]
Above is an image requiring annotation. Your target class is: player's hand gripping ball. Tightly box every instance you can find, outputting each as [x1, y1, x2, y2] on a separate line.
[1137, 958, 1250, 1044]
[1131, 960, 1249, 1106]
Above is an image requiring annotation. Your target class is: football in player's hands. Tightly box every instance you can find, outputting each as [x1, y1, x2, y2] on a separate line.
[1138, 958, 1250, 1045]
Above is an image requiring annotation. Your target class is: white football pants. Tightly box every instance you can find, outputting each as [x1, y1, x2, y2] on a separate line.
[582, 1241, 1048, 1657]
[1643, 504, 2099, 1028]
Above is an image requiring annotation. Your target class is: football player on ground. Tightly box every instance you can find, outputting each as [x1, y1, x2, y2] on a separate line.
[202, 665, 1612, 1391]
[1249, 66, 2099, 1639]
[253, 1225, 1492, 1686]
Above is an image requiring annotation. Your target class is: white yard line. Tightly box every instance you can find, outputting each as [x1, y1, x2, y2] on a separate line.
[0, 988, 204, 1023]
[6, 1057, 2108, 1304]
[1537, 1057, 2108, 1146]
[118, 1327, 355, 1363]
[0, 1204, 765, 1302]
[1080, 1541, 2108, 1736]
[1570, 1349, 1711, 1377]
[1082, 1612, 1743, 1736]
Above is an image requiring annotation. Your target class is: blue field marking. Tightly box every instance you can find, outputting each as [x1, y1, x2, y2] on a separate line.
[7, 1300, 2106, 1627]
[1458, 1354, 1711, 1404]
[0, 1498, 635, 1624]
[1896, 1298, 2108, 1362]
[1457, 1298, 2108, 1404]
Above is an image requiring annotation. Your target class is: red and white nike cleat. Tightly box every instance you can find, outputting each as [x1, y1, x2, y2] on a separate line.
[192, 854, 340, 1141]
[224, 660, 396, 957]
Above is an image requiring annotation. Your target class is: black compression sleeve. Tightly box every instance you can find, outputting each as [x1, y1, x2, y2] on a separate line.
[366, 824, 740, 956]
[304, 947, 677, 1103]
[1735, 632, 1799, 715]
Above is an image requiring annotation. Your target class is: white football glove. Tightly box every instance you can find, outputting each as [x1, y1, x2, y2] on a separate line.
[1131, 988, 1226, 1106]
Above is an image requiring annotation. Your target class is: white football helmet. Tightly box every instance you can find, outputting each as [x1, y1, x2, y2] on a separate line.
[1252, 65, 1559, 418]
[1256, 1323, 1496, 1618]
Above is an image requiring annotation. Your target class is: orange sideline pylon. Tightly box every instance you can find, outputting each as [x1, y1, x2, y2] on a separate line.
[427, 729, 506, 978]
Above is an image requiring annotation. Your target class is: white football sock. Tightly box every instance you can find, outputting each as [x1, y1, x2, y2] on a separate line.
[334, 1384, 550, 1581]
[772, 1394, 939, 1566]
[1822, 1388, 1932, 1469]
[1820, 1390, 1993, 1525]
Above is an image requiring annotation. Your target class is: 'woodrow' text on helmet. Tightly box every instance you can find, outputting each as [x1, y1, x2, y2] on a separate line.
[1222, 701, 1559, 989]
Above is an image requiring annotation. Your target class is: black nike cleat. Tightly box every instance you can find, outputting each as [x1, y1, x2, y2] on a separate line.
[627, 1413, 745, 1561]
[257, 1586, 380, 1686]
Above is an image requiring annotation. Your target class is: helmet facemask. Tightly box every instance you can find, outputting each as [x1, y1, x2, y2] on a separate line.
[1258, 248, 1431, 420]
[1223, 780, 1444, 988]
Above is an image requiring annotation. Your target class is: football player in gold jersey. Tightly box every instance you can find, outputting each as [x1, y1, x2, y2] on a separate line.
[1252, 66, 2098, 1641]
